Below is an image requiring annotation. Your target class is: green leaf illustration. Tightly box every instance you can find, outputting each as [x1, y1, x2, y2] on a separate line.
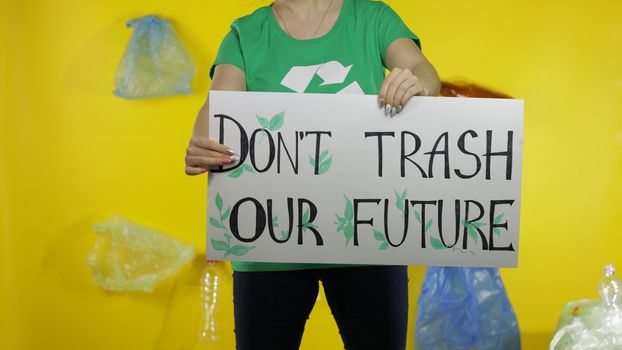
[394, 189, 407, 218]
[318, 156, 332, 175]
[430, 237, 446, 250]
[211, 239, 229, 251]
[373, 230, 386, 242]
[209, 194, 255, 258]
[379, 242, 389, 250]
[301, 209, 312, 233]
[424, 219, 433, 233]
[335, 194, 356, 245]
[269, 111, 285, 131]
[209, 217, 224, 229]
[462, 220, 485, 243]
[310, 150, 332, 175]
[272, 216, 279, 228]
[242, 164, 256, 173]
[494, 228, 502, 236]
[257, 129, 267, 143]
[228, 167, 243, 178]
[229, 245, 256, 256]
[344, 224, 354, 244]
[414, 211, 422, 223]
[221, 207, 231, 221]
[280, 230, 289, 240]
[494, 213, 504, 224]
[467, 225, 479, 243]
[335, 215, 346, 224]
[256, 115, 270, 128]
[215, 193, 223, 211]
[319, 149, 329, 161]
[304, 222, 319, 230]
[344, 194, 353, 220]
[394, 191, 404, 210]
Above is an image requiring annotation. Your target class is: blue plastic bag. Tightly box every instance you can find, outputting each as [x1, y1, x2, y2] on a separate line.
[416, 267, 521, 350]
[114, 15, 195, 99]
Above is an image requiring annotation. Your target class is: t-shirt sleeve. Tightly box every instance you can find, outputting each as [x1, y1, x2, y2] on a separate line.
[209, 24, 246, 79]
[377, 3, 421, 67]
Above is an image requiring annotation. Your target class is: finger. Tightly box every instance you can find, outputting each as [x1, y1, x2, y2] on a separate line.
[385, 69, 412, 114]
[190, 137, 236, 155]
[185, 166, 208, 176]
[378, 67, 401, 109]
[396, 81, 425, 113]
[187, 145, 236, 159]
[392, 75, 418, 110]
[186, 155, 233, 168]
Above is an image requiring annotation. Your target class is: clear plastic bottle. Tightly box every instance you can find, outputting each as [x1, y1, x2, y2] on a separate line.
[199, 260, 221, 343]
[598, 264, 622, 309]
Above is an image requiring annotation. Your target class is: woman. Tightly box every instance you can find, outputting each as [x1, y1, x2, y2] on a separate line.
[185, 1, 440, 349]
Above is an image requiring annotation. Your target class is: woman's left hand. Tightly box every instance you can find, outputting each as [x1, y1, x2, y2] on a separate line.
[378, 67, 429, 116]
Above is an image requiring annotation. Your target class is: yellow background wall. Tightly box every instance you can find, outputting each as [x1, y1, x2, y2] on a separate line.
[1, 0, 621, 349]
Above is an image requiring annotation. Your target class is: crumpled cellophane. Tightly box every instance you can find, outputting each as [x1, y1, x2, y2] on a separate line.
[86, 214, 195, 292]
[113, 15, 195, 99]
[550, 299, 622, 349]
[550, 264, 622, 349]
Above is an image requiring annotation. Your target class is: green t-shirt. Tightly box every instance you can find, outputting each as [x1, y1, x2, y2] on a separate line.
[210, 0, 420, 272]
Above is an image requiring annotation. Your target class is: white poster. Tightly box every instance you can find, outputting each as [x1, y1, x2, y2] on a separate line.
[207, 91, 523, 267]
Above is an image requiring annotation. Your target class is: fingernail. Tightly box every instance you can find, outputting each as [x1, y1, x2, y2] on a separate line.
[385, 104, 392, 115]
[227, 149, 237, 155]
[391, 106, 397, 117]
[230, 155, 240, 162]
[378, 98, 385, 109]
[222, 158, 232, 164]
[200, 168, 208, 173]
[396, 105, 402, 113]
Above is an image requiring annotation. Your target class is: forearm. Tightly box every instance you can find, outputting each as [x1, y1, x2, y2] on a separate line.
[386, 38, 440, 97]
[185, 64, 246, 175]
[193, 100, 210, 138]
[191, 64, 247, 139]
[411, 60, 440, 96]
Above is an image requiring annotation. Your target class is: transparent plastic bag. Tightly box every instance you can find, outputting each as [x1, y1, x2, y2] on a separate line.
[113, 15, 195, 99]
[550, 264, 622, 350]
[86, 214, 195, 292]
[415, 267, 521, 350]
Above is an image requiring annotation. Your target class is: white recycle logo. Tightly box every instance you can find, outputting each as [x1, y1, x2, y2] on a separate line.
[280, 60, 364, 94]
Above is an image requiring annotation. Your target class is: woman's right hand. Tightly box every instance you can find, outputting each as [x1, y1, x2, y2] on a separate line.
[184, 136, 239, 175]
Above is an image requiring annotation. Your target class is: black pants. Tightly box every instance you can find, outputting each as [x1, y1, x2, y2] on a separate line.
[233, 265, 408, 350]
